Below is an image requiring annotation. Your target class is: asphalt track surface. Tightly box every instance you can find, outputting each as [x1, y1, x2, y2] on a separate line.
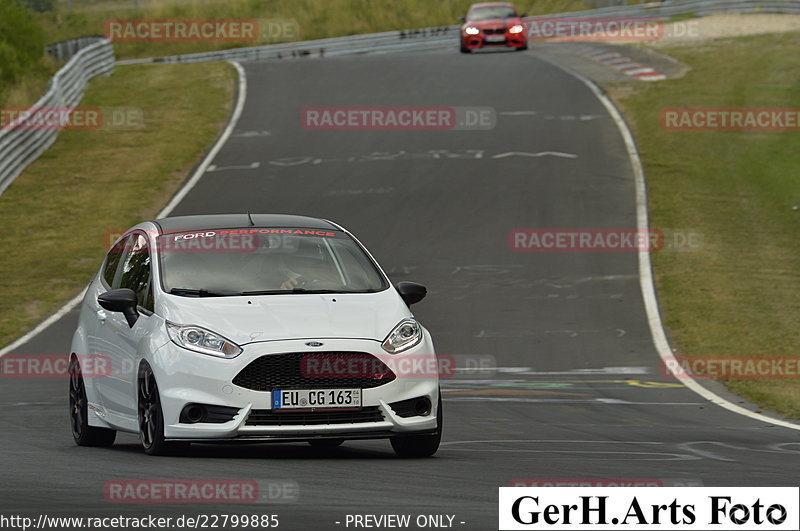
[2, 48, 799, 531]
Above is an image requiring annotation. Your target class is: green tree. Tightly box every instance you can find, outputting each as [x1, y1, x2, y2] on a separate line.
[0, 0, 46, 85]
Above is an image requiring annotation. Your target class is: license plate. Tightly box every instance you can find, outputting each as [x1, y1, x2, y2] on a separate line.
[485, 35, 506, 42]
[272, 389, 361, 410]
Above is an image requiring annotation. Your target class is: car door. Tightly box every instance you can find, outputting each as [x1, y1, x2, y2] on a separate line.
[94, 232, 156, 420]
[86, 234, 131, 418]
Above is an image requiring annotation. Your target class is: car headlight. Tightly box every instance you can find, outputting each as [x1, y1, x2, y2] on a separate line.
[464, 26, 480, 35]
[382, 319, 422, 354]
[509, 24, 524, 34]
[166, 322, 242, 358]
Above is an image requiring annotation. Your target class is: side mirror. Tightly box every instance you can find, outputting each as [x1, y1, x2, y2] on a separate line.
[98, 288, 139, 327]
[458, 15, 466, 22]
[520, 12, 528, 17]
[396, 281, 427, 306]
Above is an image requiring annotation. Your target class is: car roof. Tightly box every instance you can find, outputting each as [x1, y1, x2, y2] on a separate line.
[470, 2, 515, 8]
[153, 214, 340, 233]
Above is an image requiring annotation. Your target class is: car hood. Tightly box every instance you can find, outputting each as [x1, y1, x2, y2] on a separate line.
[159, 288, 411, 345]
[466, 17, 523, 27]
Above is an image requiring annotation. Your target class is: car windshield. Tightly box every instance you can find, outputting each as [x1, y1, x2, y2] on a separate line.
[157, 228, 389, 296]
[468, 6, 517, 20]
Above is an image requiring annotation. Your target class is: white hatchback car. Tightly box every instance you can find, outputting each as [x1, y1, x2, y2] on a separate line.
[69, 214, 441, 457]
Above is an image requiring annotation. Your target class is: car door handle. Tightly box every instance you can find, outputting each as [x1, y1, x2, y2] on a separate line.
[96, 310, 107, 323]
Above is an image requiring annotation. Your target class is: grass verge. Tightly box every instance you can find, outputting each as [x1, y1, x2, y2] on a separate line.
[0, 61, 59, 108]
[0, 61, 235, 349]
[41, 0, 589, 60]
[608, 32, 800, 417]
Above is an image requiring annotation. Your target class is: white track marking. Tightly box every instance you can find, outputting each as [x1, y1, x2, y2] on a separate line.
[624, 68, 657, 76]
[507, 366, 651, 375]
[577, 46, 667, 81]
[0, 61, 247, 358]
[593, 53, 622, 61]
[638, 73, 667, 81]
[205, 161, 260, 172]
[233, 130, 270, 137]
[533, 55, 800, 431]
[0, 295, 84, 357]
[441, 439, 667, 445]
[492, 151, 578, 159]
[446, 397, 704, 406]
[442, 448, 696, 459]
[453, 366, 532, 372]
[157, 61, 247, 218]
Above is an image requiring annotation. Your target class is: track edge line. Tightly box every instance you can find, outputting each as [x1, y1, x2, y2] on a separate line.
[529, 51, 800, 432]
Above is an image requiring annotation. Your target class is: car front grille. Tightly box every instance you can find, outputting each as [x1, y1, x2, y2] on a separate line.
[232, 352, 396, 391]
[245, 406, 385, 426]
[483, 28, 506, 34]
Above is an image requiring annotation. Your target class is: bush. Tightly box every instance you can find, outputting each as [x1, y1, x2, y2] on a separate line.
[0, 0, 46, 86]
[19, 0, 54, 12]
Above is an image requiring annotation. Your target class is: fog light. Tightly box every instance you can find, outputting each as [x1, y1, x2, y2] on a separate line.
[180, 404, 206, 423]
[414, 397, 432, 416]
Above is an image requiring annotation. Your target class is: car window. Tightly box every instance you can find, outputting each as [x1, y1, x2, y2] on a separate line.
[102, 235, 130, 288]
[158, 229, 389, 295]
[118, 233, 153, 311]
[468, 6, 517, 20]
[329, 240, 384, 290]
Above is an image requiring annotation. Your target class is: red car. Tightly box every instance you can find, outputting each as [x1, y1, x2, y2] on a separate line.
[459, 2, 528, 53]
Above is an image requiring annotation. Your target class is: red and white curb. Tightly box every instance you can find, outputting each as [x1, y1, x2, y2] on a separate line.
[575, 46, 666, 81]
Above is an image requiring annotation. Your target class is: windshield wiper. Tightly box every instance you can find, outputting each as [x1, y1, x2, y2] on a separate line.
[240, 288, 340, 295]
[169, 288, 241, 297]
[241, 288, 376, 295]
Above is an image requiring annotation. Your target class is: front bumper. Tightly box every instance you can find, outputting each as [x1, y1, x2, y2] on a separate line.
[149, 335, 439, 440]
[462, 32, 527, 49]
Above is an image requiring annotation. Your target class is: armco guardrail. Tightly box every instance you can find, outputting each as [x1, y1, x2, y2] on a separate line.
[0, 39, 114, 197]
[116, 27, 456, 65]
[116, 0, 800, 66]
[46, 36, 106, 62]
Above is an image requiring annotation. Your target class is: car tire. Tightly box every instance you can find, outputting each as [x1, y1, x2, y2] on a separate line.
[460, 43, 472, 54]
[308, 438, 344, 448]
[69, 357, 116, 447]
[516, 44, 528, 51]
[138, 363, 183, 456]
[390, 394, 442, 458]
